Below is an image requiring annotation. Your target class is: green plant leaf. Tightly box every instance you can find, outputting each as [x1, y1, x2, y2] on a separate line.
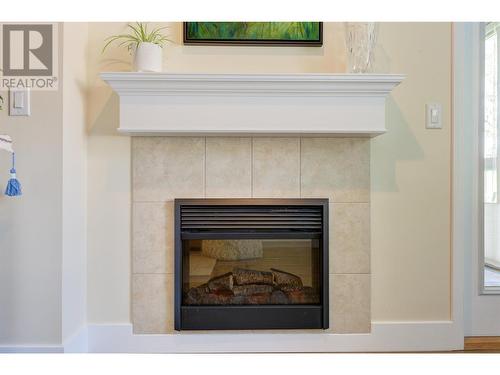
[102, 22, 172, 54]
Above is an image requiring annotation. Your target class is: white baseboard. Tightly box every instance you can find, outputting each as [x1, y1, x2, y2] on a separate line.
[0, 345, 63, 353]
[0, 321, 464, 353]
[87, 321, 464, 353]
[63, 325, 89, 353]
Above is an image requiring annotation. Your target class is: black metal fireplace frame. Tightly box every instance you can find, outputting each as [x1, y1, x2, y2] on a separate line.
[174, 198, 329, 331]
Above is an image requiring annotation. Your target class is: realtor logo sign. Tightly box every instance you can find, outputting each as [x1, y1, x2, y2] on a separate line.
[0, 23, 58, 89]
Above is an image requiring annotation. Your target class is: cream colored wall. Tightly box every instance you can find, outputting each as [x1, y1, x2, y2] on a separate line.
[370, 23, 452, 321]
[86, 22, 452, 323]
[86, 24, 131, 324]
[0, 22, 93, 348]
[62, 23, 89, 345]
[0, 26, 63, 345]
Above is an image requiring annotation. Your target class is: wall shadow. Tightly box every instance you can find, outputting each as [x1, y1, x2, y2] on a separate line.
[371, 97, 425, 192]
[87, 87, 120, 136]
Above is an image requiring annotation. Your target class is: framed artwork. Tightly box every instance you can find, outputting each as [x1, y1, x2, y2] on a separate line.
[183, 22, 323, 46]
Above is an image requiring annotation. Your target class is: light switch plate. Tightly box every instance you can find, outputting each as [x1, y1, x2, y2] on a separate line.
[426, 103, 442, 129]
[9, 88, 31, 116]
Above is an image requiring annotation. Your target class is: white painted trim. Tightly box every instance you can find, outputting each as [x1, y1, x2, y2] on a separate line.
[116, 129, 386, 137]
[455, 23, 500, 336]
[0, 320, 463, 353]
[478, 24, 500, 295]
[451, 23, 467, 342]
[101, 73, 405, 97]
[477, 23, 487, 295]
[87, 322, 462, 353]
[0, 345, 64, 353]
[0, 326, 89, 353]
[63, 325, 89, 353]
[101, 72, 404, 136]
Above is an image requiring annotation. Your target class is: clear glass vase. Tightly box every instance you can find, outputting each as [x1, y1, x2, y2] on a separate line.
[344, 22, 377, 73]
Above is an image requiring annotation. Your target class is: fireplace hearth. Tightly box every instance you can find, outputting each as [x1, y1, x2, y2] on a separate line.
[174, 198, 329, 330]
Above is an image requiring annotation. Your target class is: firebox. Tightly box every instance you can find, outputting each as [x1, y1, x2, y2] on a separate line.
[174, 198, 329, 330]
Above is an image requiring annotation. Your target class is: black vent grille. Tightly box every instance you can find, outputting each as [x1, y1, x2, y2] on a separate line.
[180, 205, 323, 232]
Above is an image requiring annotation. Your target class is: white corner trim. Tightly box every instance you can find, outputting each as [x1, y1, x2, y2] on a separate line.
[87, 321, 462, 353]
[101, 72, 404, 137]
[63, 325, 89, 353]
[451, 22, 466, 340]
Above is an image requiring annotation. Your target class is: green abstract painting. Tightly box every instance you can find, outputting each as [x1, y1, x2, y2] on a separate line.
[184, 22, 322, 46]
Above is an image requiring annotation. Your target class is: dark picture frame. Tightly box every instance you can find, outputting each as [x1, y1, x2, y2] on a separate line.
[183, 22, 323, 46]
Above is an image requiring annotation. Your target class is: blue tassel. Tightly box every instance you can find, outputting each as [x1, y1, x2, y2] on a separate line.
[5, 152, 21, 197]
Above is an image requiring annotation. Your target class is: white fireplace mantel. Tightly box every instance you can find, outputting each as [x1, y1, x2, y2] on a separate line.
[101, 72, 404, 137]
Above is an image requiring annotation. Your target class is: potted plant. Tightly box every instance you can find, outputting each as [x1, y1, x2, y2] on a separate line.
[103, 22, 172, 72]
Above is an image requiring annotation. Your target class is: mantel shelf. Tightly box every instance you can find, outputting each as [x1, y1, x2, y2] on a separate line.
[101, 72, 405, 137]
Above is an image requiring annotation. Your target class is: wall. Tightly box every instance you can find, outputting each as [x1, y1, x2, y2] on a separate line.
[0, 25, 63, 346]
[370, 23, 452, 320]
[0, 23, 90, 350]
[0, 21, 452, 349]
[86, 24, 132, 325]
[86, 135, 130, 324]
[61, 23, 89, 349]
[86, 22, 452, 324]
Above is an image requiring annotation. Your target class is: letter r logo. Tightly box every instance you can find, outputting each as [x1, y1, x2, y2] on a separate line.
[2, 24, 53, 76]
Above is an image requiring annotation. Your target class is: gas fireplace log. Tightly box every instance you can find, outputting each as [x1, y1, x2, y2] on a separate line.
[271, 268, 303, 288]
[185, 284, 209, 305]
[244, 293, 272, 305]
[285, 286, 320, 304]
[232, 268, 274, 285]
[233, 284, 274, 296]
[185, 287, 238, 305]
[200, 291, 236, 305]
[270, 290, 289, 304]
[207, 272, 234, 292]
[278, 284, 303, 292]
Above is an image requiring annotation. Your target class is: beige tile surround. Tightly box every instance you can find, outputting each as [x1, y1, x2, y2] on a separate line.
[131, 137, 371, 334]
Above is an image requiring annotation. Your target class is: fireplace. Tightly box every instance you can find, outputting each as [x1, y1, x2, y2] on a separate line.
[106, 73, 390, 337]
[174, 198, 329, 330]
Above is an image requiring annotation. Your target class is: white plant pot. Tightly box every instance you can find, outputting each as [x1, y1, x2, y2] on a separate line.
[133, 42, 162, 72]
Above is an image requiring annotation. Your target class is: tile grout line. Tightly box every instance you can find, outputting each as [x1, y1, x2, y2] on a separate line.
[299, 137, 302, 198]
[130, 138, 135, 283]
[251, 137, 254, 198]
[203, 137, 207, 198]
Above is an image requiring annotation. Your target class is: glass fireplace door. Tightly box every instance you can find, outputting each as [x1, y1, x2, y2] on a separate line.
[182, 238, 321, 306]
